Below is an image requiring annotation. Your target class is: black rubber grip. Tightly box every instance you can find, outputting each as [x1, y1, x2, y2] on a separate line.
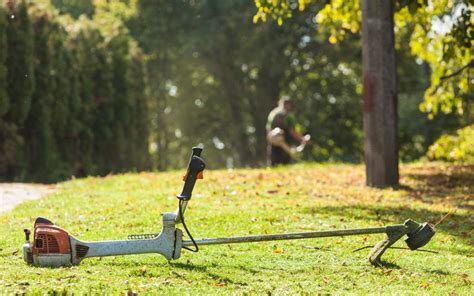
[191, 147, 202, 157]
[177, 148, 206, 200]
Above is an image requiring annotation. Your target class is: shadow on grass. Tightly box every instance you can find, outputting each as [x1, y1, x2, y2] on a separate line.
[424, 268, 451, 276]
[375, 261, 401, 269]
[402, 164, 473, 210]
[407, 164, 474, 189]
[171, 261, 248, 286]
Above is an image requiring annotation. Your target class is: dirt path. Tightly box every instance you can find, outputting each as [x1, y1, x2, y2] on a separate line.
[0, 183, 55, 214]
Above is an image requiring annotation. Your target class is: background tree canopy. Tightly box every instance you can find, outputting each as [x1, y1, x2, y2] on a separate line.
[0, 0, 471, 182]
[254, 0, 473, 161]
[254, 0, 472, 116]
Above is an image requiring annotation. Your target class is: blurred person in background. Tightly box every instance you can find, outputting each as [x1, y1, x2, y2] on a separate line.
[266, 97, 310, 166]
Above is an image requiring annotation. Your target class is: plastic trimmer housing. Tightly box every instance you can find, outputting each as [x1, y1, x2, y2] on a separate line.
[23, 147, 435, 268]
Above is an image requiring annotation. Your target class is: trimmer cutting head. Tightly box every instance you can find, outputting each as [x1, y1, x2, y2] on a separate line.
[368, 219, 436, 265]
[405, 222, 435, 250]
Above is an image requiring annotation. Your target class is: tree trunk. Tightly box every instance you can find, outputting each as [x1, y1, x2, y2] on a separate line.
[361, 0, 399, 187]
[220, 67, 253, 166]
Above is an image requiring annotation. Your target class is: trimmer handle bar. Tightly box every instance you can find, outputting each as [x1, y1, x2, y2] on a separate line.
[177, 147, 206, 201]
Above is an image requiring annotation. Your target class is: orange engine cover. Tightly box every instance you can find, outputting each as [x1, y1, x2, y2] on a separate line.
[33, 218, 71, 255]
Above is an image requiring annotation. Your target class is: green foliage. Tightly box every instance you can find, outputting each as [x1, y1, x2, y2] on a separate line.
[48, 21, 75, 178]
[285, 31, 364, 162]
[0, 6, 7, 116]
[128, 0, 465, 167]
[1, 0, 469, 180]
[51, 0, 94, 19]
[0, 1, 151, 182]
[128, 0, 368, 167]
[5, 0, 34, 125]
[401, 1, 473, 118]
[110, 36, 132, 169]
[254, 0, 473, 164]
[427, 124, 474, 162]
[128, 0, 194, 170]
[23, 10, 57, 182]
[0, 121, 22, 177]
[128, 50, 151, 170]
[0, 0, 35, 180]
[254, 0, 473, 118]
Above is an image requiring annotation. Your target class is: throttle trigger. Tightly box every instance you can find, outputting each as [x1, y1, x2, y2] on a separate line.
[182, 171, 189, 181]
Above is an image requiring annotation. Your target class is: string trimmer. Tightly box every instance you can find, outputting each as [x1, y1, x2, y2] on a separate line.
[23, 147, 435, 267]
[267, 127, 311, 159]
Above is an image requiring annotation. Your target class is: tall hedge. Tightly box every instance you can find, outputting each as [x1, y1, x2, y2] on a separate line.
[73, 25, 99, 176]
[5, 0, 34, 125]
[0, 6, 7, 116]
[0, 2, 151, 182]
[0, 1, 34, 180]
[128, 50, 151, 170]
[0, 5, 17, 177]
[91, 32, 115, 174]
[23, 12, 57, 182]
[49, 21, 73, 178]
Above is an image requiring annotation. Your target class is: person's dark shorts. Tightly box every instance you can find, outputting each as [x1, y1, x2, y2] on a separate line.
[268, 145, 291, 166]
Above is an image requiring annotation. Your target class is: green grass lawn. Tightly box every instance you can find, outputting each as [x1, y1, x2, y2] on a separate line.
[1, 163, 473, 294]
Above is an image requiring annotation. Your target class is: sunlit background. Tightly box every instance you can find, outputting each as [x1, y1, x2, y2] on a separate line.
[0, 0, 471, 182]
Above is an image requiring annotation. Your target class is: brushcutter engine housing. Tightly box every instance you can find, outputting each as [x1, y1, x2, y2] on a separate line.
[23, 214, 183, 267]
[23, 218, 71, 267]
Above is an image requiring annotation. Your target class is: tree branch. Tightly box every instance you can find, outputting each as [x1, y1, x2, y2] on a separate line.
[430, 60, 473, 95]
[439, 60, 474, 81]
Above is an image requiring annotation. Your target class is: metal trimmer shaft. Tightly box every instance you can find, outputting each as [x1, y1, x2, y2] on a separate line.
[183, 226, 389, 247]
